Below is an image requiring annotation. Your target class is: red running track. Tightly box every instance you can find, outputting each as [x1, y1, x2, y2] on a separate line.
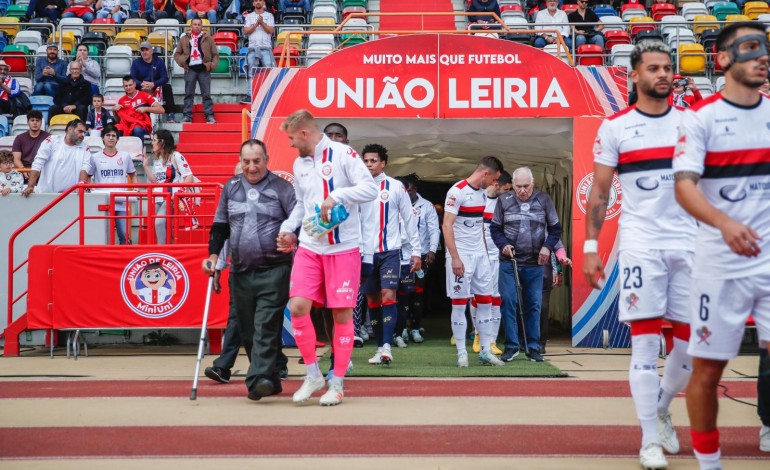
[0, 379, 757, 399]
[0, 425, 763, 459]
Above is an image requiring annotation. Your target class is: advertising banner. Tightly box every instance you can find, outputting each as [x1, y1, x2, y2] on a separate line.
[50, 245, 229, 329]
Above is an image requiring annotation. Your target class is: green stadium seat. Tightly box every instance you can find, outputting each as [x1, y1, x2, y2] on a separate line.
[4, 5, 27, 18]
[711, 1, 740, 20]
[213, 46, 232, 74]
[340, 33, 367, 47]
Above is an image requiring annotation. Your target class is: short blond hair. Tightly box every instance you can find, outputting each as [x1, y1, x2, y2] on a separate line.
[280, 109, 317, 132]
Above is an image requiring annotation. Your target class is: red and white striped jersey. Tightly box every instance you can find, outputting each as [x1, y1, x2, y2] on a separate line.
[673, 93, 770, 279]
[362, 172, 421, 257]
[594, 105, 697, 251]
[444, 179, 486, 254]
[280, 134, 378, 257]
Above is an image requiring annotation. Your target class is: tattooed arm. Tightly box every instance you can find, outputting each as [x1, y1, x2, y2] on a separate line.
[675, 171, 762, 257]
[582, 163, 615, 289]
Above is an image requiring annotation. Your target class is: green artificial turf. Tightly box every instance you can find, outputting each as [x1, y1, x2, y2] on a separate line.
[323, 338, 566, 378]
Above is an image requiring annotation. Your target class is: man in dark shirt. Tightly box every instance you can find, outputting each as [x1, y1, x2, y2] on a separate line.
[468, 0, 501, 24]
[203, 139, 296, 401]
[568, 0, 605, 49]
[131, 42, 178, 123]
[490, 167, 563, 363]
[48, 62, 93, 122]
[12, 110, 51, 171]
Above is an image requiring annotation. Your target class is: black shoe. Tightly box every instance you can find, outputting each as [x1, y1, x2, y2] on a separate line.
[526, 349, 544, 362]
[248, 377, 278, 401]
[500, 348, 520, 362]
[204, 366, 231, 384]
[298, 357, 305, 365]
[354, 336, 364, 348]
[278, 366, 289, 380]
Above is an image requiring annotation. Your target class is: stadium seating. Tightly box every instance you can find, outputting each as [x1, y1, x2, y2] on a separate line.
[103, 78, 125, 96]
[311, 17, 337, 30]
[283, 5, 309, 23]
[679, 43, 707, 74]
[342, 18, 369, 32]
[503, 14, 529, 31]
[620, 3, 646, 21]
[576, 44, 604, 66]
[49, 114, 81, 135]
[0, 17, 20, 40]
[342, 0, 367, 8]
[85, 135, 104, 154]
[273, 45, 300, 67]
[634, 30, 664, 43]
[89, 18, 118, 40]
[147, 31, 176, 53]
[668, 28, 696, 49]
[3, 4, 25, 19]
[52, 31, 77, 54]
[0, 135, 15, 151]
[700, 28, 720, 53]
[0, 35, 7, 53]
[714, 76, 726, 91]
[0, 115, 9, 137]
[104, 46, 134, 77]
[599, 15, 625, 31]
[13, 31, 43, 52]
[682, 2, 709, 20]
[562, 3, 579, 15]
[308, 33, 336, 50]
[306, 45, 333, 66]
[313, 5, 339, 23]
[213, 46, 232, 75]
[59, 18, 86, 40]
[610, 43, 634, 69]
[114, 31, 142, 52]
[11, 115, 28, 137]
[116, 136, 145, 161]
[341, 32, 367, 47]
[543, 44, 569, 63]
[593, 4, 617, 18]
[603, 30, 631, 51]
[30, 95, 54, 122]
[629, 16, 656, 36]
[123, 18, 151, 38]
[154, 19, 181, 39]
[693, 15, 720, 36]
[342, 6, 367, 20]
[692, 76, 714, 95]
[724, 13, 751, 22]
[651, 2, 677, 20]
[1, 44, 28, 75]
[212, 31, 238, 53]
[660, 15, 687, 39]
[16, 76, 32, 96]
[80, 32, 110, 57]
[744, 1, 770, 19]
[276, 31, 303, 48]
[711, 1, 740, 20]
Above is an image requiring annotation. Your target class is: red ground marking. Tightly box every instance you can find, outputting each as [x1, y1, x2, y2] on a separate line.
[0, 379, 757, 399]
[0, 425, 763, 459]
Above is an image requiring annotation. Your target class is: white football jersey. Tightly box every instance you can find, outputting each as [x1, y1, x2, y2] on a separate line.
[444, 179, 486, 254]
[673, 93, 770, 279]
[594, 105, 697, 251]
[362, 173, 420, 256]
[89, 150, 136, 210]
[483, 194, 499, 257]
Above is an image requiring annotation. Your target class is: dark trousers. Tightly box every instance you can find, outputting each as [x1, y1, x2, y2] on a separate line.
[230, 264, 290, 392]
[760, 348, 770, 427]
[49, 104, 88, 123]
[161, 83, 176, 114]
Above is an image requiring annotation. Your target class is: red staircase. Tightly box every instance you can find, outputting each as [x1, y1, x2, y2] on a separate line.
[175, 103, 247, 184]
[379, 0, 455, 31]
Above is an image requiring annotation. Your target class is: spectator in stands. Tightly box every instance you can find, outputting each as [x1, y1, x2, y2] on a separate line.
[86, 125, 137, 244]
[0, 60, 22, 117]
[113, 75, 165, 140]
[222, 0, 242, 22]
[131, 42, 177, 123]
[85, 94, 116, 137]
[174, 18, 218, 124]
[203, 139, 296, 401]
[22, 119, 90, 197]
[490, 167, 563, 363]
[69, 44, 102, 96]
[242, 0, 275, 103]
[533, 0, 571, 49]
[467, 0, 501, 24]
[0, 151, 24, 196]
[568, 0, 604, 49]
[278, 0, 310, 13]
[25, 0, 67, 23]
[13, 111, 50, 172]
[668, 74, 703, 108]
[62, 0, 97, 22]
[34, 44, 68, 98]
[143, 129, 195, 243]
[95, 0, 128, 23]
[48, 62, 93, 122]
[146, 0, 188, 22]
[187, 0, 218, 23]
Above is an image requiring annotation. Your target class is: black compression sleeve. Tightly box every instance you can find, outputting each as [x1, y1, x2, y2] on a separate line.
[209, 223, 230, 255]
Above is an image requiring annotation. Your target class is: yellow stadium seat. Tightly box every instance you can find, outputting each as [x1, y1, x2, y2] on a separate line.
[147, 31, 176, 52]
[48, 114, 81, 135]
[724, 14, 751, 23]
[276, 31, 303, 48]
[114, 31, 142, 52]
[311, 18, 336, 30]
[0, 17, 20, 40]
[629, 16, 656, 36]
[122, 18, 150, 38]
[679, 43, 706, 75]
[89, 23, 118, 39]
[52, 31, 77, 54]
[692, 15, 719, 36]
[744, 1, 770, 19]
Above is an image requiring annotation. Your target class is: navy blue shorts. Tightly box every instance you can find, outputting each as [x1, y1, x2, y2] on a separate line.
[398, 263, 415, 293]
[362, 250, 401, 294]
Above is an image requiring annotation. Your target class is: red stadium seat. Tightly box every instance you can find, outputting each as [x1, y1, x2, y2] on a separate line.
[604, 30, 631, 52]
[342, 6, 366, 20]
[651, 3, 677, 21]
[562, 4, 579, 14]
[273, 45, 299, 67]
[91, 17, 116, 24]
[621, 3, 646, 15]
[212, 31, 238, 53]
[577, 44, 604, 65]
[500, 4, 523, 13]
[1, 46, 28, 74]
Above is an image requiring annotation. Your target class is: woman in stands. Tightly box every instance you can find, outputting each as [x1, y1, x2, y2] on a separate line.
[143, 129, 195, 243]
[68, 44, 102, 96]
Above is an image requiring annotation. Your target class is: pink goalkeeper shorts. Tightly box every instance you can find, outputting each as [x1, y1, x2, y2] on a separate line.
[290, 247, 361, 309]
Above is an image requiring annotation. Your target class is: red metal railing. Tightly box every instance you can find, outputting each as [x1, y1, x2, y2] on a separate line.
[6, 182, 223, 336]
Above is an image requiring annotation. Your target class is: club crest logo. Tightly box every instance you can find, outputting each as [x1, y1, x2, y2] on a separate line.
[321, 163, 333, 177]
[120, 253, 190, 319]
[576, 172, 622, 220]
[625, 292, 640, 310]
[380, 190, 389, 201]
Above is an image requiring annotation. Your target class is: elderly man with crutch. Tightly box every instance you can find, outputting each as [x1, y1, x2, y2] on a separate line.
[490, 167, 566, 363]
[198, 139, 296, 401]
